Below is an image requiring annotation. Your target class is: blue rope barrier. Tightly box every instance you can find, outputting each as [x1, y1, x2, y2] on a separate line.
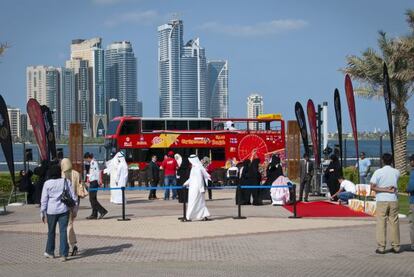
[88, 184, 293, 192]
[87, 183, 300, 220]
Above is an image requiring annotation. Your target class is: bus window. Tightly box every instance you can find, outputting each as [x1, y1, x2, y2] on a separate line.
[107, 120, 120, 135]
[170, 148, 197, 160]
[149, 149, 165, 162]
[213, 122, 224, 130]
[166, 120, 188, 130]
[120, 120, 140, 135]
[123, 148, 166, 163]
[189, 120, 212, 130]
[211, 148, 225, 161]
[142, 120, 165, 132]
[269, 121, 281, 131]
[234, 121, 248, 130]
[197, 148, 210, 159]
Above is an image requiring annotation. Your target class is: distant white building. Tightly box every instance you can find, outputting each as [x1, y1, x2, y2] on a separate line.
[208, 60, 228, 118]
[66, 58, 91, 136]
[247, 94, 264, 130]
[26, 65, 59, 132]
[70, 38, 105, 137]
[7, 107, 21, 139]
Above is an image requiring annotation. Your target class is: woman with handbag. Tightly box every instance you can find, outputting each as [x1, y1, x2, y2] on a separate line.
[40, 164, 77, 262]
[61, 158, 83, 256]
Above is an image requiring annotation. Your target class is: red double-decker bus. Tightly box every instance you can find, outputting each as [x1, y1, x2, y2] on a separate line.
[104, 115, 285, 171]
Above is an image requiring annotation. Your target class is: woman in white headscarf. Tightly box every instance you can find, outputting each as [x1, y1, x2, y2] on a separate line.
[184, 154, 211, 221]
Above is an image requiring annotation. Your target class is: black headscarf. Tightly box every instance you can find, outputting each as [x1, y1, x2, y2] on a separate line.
[48, 164, 62, 180]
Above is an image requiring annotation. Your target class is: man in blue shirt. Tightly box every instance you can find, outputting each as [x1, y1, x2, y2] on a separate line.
[370, 153, 400, 254]
[356, 152, 371, 184]
[407, 154, 414, 251]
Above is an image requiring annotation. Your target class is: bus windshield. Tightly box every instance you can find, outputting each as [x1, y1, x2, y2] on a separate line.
[107, 120, 120, 135]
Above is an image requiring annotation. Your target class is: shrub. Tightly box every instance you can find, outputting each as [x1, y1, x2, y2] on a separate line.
[343, 166, 358, 183]
[0, 173, 18, 195]
[398, 175, 410, 192]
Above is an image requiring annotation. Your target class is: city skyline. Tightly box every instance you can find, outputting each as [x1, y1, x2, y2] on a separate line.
[1, 0, 413, 132]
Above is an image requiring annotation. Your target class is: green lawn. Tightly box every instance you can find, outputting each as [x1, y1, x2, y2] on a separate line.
[399, 194, 411, 215]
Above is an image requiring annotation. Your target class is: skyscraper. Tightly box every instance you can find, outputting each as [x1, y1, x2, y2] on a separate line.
[70, 38, 105, 136]
[58, 67, 76, 136]
[20, 113, 28, 140]
[208, 60, 228, 118]
[158, 19, 183, 117]
[247, 94, 264, 130]
[26, 66, 59, 131]
[66, 59, 91, 135]
[158, 18, 229, 119]
[105, 41, 138, 116]
[181, 38, 207, 117]
[108, 98, 121, 120]
[27, 66, 59, 107]
[7, 107, 21, 139]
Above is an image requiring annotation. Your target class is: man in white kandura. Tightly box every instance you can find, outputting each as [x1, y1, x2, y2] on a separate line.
[184, 154, 211, 221]
[104, 152, 129, 204]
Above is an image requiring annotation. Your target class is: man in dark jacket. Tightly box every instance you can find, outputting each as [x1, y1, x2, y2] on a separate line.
[147, 155, 160, 200]
[299, 153, 314, 202]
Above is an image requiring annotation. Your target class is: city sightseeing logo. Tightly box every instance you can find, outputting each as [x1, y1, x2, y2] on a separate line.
[152, 136, 163, 145]
[123, 136, 132, 147]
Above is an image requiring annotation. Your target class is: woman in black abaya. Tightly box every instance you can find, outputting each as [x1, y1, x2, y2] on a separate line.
[236, 159, 251, 205]
[248, 158, 262, 206]
[177, 157, 191, 204]
[262, 155, 283, 201]
[324, 154, 341, 201]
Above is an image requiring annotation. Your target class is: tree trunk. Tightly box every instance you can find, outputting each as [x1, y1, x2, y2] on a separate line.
[393, 107, 409, 175]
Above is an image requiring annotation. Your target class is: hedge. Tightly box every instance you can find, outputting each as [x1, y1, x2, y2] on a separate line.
[343, 166, 411, 192]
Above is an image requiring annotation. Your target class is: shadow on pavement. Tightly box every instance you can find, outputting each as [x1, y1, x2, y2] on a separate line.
[70, 243, 133, 260]
[124, 199, 154, 204]
[399, 244, 414, 253]
[0, 211, 14, 216]
[99, 214, 135, 220]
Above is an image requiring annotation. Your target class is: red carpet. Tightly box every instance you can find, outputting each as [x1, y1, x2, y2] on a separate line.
[283, 201, 370, 217]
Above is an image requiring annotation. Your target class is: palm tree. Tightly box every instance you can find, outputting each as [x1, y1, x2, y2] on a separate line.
[342, 9, 414, 175]
[0, 43, 7, 56]
[0, 42, 9, 58]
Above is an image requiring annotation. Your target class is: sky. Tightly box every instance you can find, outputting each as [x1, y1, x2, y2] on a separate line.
[0, 0, 413, 132]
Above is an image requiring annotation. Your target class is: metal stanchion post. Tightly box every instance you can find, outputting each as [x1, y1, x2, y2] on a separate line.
[118, 187, 130, 221]
[178, 187, 189, 222]
[233, 184, 246, 220]
[289, 184, 302, 219]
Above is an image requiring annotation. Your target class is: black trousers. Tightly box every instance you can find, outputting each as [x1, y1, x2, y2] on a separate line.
[89, 181, 107, 217]
[252, 188, 262, 205]
[299, 178, 311, 201]
[148, 181, 158, 199]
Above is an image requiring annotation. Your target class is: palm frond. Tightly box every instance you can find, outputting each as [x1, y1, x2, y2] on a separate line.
[406, 9, 414, 33]
[354, 86, 383, 100]
[378, 31, 393, 61]
[0, 43, 9, 57]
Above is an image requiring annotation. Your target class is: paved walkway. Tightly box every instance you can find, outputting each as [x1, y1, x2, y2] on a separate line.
[0, 191, 413, 276]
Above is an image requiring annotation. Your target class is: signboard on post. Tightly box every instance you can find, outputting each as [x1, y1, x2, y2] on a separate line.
[69, 123, 83, 177]
[287, 120, 300, 180]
